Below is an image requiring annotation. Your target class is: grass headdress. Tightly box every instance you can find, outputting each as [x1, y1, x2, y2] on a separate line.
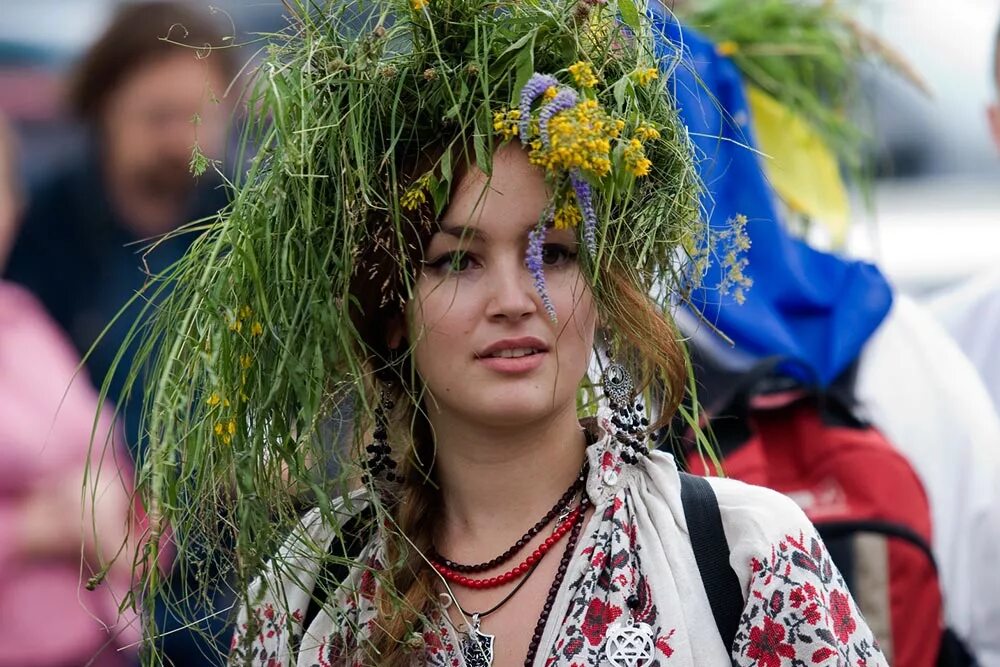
[113, 0, 709, 658]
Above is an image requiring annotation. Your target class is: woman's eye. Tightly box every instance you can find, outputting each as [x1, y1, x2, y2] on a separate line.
[540, 243, 578, 266]
[425, 251, 475, 273]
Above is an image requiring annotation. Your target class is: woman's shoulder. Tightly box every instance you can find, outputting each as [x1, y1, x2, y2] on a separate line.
[697, 474, 827, 582]
[230, 489, 376, 664]
[632, 449, 813, 542]
[636, 451, 822, 577]
[295, 489, 373, 545]
[261, 489, 373, 579]
[704, 473, 814, 545]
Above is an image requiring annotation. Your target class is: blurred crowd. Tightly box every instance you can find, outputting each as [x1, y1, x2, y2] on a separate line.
[1, 3, 237, 664]
[0, 1, 999, 666]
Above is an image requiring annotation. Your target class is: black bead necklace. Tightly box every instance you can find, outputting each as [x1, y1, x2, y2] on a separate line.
[522, 494, 589, 667]
[432, 463, 588, 573]
[456, 497, 584, 667]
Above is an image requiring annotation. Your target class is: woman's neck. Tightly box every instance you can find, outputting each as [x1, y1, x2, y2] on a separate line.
[430, 401, 588, 552]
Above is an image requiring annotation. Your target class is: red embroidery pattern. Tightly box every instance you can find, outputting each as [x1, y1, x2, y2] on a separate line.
[230, 603, 303, 667]
[230, 437, 885, 667]
[426, 610, 463, 667]
[540, 486, 677, 667]
[734, 531, 882, 666]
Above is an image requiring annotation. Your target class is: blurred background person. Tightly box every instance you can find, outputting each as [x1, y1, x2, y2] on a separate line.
[0, 111, 140, 667]
[3, 3, 241, 664]
[3, 1, 237, 459]
[925, 18, 1000, 417]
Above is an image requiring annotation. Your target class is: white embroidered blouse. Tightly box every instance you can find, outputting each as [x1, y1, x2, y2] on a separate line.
[230, 421, 887, 667]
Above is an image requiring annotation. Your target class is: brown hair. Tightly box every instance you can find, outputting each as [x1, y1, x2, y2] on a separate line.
[347, 147, 687, 666]
[67, 1, 238, 124]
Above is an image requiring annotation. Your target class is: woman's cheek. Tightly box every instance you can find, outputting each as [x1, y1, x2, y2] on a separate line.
[410, 282, 478, 340]
[553, 273, 596, 329]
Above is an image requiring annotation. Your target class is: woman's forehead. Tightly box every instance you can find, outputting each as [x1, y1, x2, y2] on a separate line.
[439, 145, 551, 237]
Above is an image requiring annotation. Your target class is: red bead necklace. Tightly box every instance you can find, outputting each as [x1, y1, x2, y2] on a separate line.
[431, 503, 582, 589]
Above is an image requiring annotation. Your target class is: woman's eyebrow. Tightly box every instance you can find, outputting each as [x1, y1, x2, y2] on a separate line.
[437, 224, 489, 242]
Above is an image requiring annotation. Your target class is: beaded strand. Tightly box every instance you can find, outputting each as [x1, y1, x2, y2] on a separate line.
[431, 464, 587, 573]
[523, 494, 589, 667]
[432, 503, 582, 590]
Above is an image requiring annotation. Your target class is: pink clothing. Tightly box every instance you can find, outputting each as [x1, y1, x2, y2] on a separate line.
[0, 282, 138, 666]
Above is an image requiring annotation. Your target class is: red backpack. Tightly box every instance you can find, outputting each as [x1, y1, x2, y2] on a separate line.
[677, 358, 974, 667]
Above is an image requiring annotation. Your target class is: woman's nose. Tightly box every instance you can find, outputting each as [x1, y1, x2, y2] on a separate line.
[485, 257, 539, 321]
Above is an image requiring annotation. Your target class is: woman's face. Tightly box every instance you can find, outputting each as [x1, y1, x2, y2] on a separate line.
[406, 144, 597, 429]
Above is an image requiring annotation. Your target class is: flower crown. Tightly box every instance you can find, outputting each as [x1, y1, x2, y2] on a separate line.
[405, 64, 665, 319]
[514, 68, 659, 318]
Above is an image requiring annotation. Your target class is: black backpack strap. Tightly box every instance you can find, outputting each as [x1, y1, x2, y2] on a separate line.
[679, 472, 744, 654]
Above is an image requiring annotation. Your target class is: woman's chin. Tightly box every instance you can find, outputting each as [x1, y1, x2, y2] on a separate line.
[451, 390, 574, 428]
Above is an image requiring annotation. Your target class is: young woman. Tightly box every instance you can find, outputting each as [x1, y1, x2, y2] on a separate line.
[119, 0, 887, 665]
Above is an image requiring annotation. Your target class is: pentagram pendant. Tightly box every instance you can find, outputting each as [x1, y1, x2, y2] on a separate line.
[604, 621, 654, 667]
[461, 614, 495, 667]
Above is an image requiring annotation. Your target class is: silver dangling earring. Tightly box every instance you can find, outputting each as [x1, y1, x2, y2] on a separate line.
[602, 362, 651, 465]
[363, 391, 400, 484]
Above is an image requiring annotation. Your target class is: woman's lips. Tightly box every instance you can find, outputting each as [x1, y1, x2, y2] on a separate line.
[475, 337, 549, 374]
[476, 350, 547, 374]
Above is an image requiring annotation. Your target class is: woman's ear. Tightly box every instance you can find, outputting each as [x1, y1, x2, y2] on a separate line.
[387, 313, 406, 351]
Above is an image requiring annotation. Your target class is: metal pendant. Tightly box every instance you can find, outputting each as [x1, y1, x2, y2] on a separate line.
[461, 614, 495, 667]
[604, 622, 654, 667]
[602, 362, 634, 409]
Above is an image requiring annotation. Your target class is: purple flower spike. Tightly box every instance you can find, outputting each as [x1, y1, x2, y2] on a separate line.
[519, 73, 560, 143]
[571, 169, 597, 254]
[526, 220, 557, 321]
[539, 89, 578, 148]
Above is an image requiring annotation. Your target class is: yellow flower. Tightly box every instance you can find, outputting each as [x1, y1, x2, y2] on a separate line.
[207, 392, 221, 406]
[632, 67, 659, 86]
[528, 99, 616, 178]
[229, 320, 243, 334]
[716, 40, 739, 57]
[634, 123, 661, 142]
[554, 199, 583, 230]
[623, 138, 652, 177]
[240, 354, 253, 369]
[214, 417, 236, 444]
[401, 173, 431, 211]
[401, 187, 426, 210]
[543, 86, 558, 101]
[410, 0, 428, 10]
[568, 61, 599, 88]
[239, 305, 252, 321]
[492, 109, 521, 141]
[250, 321, 263, 337]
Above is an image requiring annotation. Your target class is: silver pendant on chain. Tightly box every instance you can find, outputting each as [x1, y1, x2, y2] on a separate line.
[603, 621, 654, 667]
[461, 614, 495, 667]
